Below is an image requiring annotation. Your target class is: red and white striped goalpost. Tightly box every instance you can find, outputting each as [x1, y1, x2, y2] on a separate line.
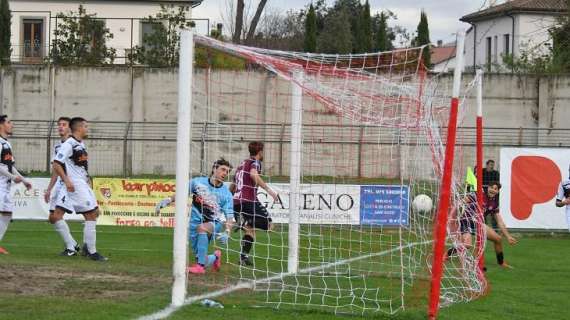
[428, 29, 466, 320]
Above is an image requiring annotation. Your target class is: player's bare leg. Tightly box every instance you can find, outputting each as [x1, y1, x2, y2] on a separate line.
[0, 212, 12, 254]
[49, 208, 79, 256]
[486, 225, 511, 268]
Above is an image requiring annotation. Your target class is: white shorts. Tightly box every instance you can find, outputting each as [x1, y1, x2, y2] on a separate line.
[56, 180, 98, 214]
[49, 181, 65, 212]
[0, 181, 13, 213]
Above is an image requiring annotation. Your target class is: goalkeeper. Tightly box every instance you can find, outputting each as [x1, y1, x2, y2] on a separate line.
[156, 158, 234, 274]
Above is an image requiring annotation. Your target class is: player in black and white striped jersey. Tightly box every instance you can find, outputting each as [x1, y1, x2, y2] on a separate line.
[45, 117, 80, 256]
[53, 117, 106, 261]
[555, 165, 570, 232]
[0, 115, 32, 255]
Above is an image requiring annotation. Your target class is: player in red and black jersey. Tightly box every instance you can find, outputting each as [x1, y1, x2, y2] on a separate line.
[232, 141, 278, 266]
[448, 181, 517, 269]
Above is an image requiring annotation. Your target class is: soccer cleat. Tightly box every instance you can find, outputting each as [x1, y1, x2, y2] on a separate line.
[187, 263, 206, 274]
[240, 255, 254, 266]
[212, 250, 222, 272]
[60, 248, 78, 257]
[499, 261, 514, 269]
[88, 252, 108, 262]
[0, 246, 9, 255]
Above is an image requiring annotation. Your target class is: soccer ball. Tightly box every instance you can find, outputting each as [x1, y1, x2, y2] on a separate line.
[412, 194, 433, 213]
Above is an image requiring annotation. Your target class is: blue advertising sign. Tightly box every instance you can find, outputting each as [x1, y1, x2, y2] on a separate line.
[360, 185, 410, 226]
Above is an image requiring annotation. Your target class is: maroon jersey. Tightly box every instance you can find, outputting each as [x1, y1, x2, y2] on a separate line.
[234, 158, 262, 203]
[482, 193, 499, 217]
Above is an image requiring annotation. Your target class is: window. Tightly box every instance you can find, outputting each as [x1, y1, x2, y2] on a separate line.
[140, 21, 163, 50]
[22, 18, 44, 63]
[493, 36, 499, 63]
[504, 34, 510, 56]
[486, 37, 492, 70]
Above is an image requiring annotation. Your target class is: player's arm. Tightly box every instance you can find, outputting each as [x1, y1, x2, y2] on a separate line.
[555, 184, 569, 207]
[222, 192, 234, 233]
[52, 161, 74, 193]
[0, 165, 31, 190]
[44, 169, 59, 203]
[53, 142, 74, 192]
[11, 167, 32, 190]
[156, 179, 194, 213]
[250, 167, 278, 200]
[494, 213, 517, 245]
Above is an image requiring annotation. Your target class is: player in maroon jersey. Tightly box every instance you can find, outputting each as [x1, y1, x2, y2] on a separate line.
[232, 141, 278, 266]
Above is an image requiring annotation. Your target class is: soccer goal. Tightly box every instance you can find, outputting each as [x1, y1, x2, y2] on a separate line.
[166, 29, 487, 319]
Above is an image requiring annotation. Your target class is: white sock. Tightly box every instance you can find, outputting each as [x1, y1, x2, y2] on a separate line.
[83, 221, 97, 254]
[0, 215, 10, 241]
[54, 220, 77, 251]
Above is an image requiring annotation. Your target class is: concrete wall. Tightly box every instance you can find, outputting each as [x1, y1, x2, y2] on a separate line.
[1, 66, 569, 178]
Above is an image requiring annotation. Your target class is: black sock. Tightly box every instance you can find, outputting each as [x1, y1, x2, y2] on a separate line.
[241, 235, 254, 258]
[496, 252, 504, 265]
[447, 247, 457, 257]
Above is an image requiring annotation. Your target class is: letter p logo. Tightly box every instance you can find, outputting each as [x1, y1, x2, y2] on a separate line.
[511, 156, 561, 220]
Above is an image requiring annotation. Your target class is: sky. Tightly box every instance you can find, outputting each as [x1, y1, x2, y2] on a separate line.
[192, 0, 491, 45]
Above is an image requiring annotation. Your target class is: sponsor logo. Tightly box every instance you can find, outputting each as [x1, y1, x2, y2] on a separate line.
[121, 180, 176, 195]
[100, 187, 112, 199]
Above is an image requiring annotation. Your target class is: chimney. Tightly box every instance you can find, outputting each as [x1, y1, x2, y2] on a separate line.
[437, 40, 443, 47]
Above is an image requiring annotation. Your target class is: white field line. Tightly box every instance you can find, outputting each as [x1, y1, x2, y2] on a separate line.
[137, 240, 432, 320]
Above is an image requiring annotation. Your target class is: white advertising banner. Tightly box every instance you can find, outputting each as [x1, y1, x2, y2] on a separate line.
[500, 148, 570, 230]
[12, 178, 81, 221]
[259, 183, 361, 225]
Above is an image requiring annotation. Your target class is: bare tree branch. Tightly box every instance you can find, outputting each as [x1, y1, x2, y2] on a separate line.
[245, 0, 268, 44]
[233, 0, 245, 43]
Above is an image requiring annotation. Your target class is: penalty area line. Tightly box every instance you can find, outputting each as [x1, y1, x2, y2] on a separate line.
[137, 240, 432, 320]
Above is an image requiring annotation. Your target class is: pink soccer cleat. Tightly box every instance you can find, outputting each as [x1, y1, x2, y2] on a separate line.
[212, 250, 222, 272]
[187, 263, 206, 274]
[0, 246, 9, 255]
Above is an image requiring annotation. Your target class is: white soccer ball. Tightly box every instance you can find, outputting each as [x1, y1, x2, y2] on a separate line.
[412, 194, 433, 213]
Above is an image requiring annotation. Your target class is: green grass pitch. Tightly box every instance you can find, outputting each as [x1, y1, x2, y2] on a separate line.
[0, 221, 569, 320]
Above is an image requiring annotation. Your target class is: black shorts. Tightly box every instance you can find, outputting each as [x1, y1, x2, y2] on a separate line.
[234, 201, 271, 230]
[460, 218, 476, 235]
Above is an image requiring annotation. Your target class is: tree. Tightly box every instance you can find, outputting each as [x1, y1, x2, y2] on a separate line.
[317, 7, 352, 54]
[375, 12, 390, 51]
[245, 0, 268, 44]
[232, 0, 245, 43]
[414, 10, 431, 67]
[50, 5, 116, 65]
[358, 0, 372, 53]
[230, 0, 268, 44]
[0, 0, 11, 65]
[131, 5, 193, 67]
[304, 4, 317, 52]
[550, 0, 570, 72]
[331, 0, 361, 53]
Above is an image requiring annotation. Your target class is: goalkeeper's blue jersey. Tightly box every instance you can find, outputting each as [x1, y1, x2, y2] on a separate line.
[189, 176, 234, 225]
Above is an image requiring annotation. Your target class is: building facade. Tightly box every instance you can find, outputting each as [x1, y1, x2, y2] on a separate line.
[9, 0, 203, 64]
[461, 0, 566, 72]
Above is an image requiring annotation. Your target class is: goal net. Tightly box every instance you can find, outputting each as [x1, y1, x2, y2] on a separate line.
[171, 31, 487, 317]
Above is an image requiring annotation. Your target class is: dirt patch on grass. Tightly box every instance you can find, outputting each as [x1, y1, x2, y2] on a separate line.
[0, 265, 170, 299]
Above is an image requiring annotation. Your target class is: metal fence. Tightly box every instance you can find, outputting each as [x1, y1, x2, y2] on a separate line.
[10, 120, 570, 178]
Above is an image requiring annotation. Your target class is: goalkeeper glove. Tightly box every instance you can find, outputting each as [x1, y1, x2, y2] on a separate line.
[155, 198, 172, 214]
[216, 232, 229, 246]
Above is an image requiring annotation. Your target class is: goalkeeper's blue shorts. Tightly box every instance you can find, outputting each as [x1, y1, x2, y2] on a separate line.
[189, 220, 224, 256]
